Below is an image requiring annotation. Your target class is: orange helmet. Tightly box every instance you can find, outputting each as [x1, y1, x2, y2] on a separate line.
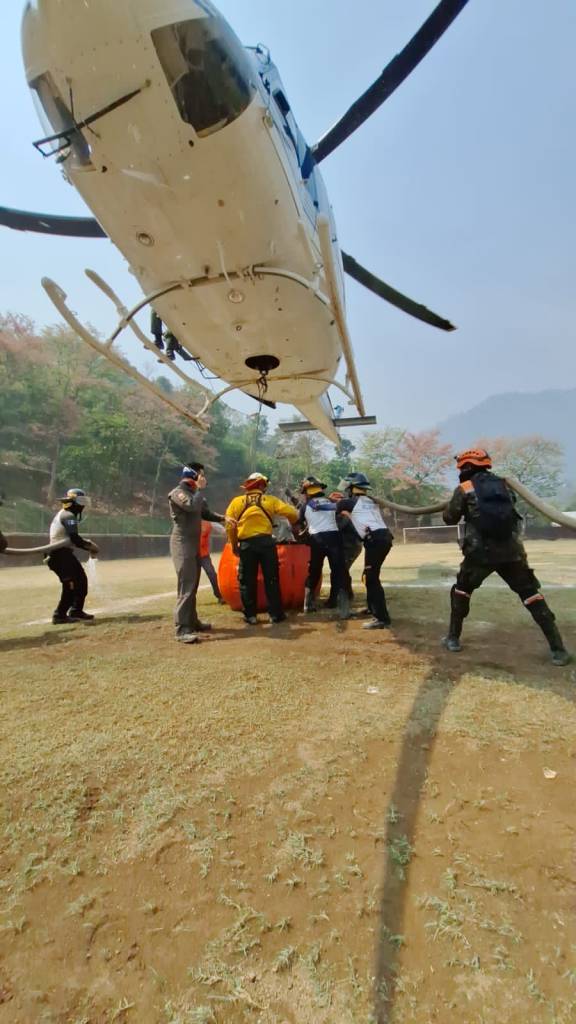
[242, 472, 269, 491]
[455, 448, 492, 472]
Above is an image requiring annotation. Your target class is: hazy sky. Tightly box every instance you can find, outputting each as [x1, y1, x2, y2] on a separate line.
[1, 0, 575, 433]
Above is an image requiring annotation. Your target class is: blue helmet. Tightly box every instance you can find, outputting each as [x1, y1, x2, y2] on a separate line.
[342, 472, 371, 493]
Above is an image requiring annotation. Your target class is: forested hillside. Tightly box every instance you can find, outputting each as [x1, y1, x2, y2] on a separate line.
[1, 314, 571, 532]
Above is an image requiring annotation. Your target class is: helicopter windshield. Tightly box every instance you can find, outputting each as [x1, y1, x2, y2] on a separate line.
[152, 16, 255, 138]
[29, 73, 92, 165]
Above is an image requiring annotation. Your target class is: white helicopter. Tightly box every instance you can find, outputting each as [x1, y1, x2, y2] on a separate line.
[1, 0, 467, 444]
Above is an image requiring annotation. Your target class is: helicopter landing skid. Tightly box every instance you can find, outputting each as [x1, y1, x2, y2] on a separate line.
[41, 276, 210, 430]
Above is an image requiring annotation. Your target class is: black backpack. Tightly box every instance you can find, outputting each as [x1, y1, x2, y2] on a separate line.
[472, 472, 517, 541]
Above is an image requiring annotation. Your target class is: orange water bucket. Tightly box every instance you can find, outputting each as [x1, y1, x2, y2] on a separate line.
[217, 542, 314, 612]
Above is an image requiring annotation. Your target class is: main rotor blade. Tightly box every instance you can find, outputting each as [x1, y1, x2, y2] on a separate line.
[0, 206, 106, 238]
[313, 0, 470, 163]
[342, 251, 455, 331]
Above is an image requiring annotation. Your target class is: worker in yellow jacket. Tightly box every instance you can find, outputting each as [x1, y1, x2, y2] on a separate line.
[226, 473, 298, 624]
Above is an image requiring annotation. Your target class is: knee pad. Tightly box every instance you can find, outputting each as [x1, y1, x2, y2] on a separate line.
[524, 593, 555, 623]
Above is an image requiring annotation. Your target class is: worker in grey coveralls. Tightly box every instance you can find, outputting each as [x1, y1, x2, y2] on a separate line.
[168, 463, 225, 643]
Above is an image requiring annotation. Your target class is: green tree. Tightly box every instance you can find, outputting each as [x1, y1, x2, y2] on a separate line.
[356, 428, 405, 495]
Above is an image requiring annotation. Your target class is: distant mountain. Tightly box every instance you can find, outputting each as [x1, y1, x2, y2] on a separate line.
[436, 389, 576, 481]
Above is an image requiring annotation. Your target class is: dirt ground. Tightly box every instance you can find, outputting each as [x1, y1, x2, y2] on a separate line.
[0, 541, 575, 1024]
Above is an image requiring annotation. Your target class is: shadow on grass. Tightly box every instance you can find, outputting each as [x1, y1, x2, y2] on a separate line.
[0, 613, 166, 653]
[93, 613, 165, 626]
[207, 618, 320, 643]
[373, 618, 575, 1023]
[0, 629, 78, 653]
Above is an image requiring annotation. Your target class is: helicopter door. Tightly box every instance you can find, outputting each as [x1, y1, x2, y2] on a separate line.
[152, 16, 256, 138]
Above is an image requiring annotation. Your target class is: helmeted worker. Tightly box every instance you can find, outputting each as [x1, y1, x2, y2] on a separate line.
[298, 477, 350, 616]
[327, 489, 363, 606]
[337, 473, 394, 629]
[225, 473, 298, 624]
[169, 463, 225, 643]
[442, 448, 571, 665]
[47, 488, 99, 624]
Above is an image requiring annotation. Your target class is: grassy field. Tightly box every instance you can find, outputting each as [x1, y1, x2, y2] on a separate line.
[0, 541, 575, 1023]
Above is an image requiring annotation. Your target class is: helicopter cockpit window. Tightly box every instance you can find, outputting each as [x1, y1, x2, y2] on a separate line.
[30, 73, 92, 166]
[152, 16, 255, 137]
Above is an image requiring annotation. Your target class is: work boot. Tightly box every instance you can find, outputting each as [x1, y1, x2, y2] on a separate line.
[442, 635, 462, 653]
[551, 649, 572, 667]
[446, 586, 469, 647]
[69, 609, 94, 621]
[525, 598, 571, 666]
[303, 588, 317, 613]
[337, 589, 351, 620]
[52, 612, 71, 625]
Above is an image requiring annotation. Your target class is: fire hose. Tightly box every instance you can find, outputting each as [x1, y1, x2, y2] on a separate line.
[373, 477, 576, 531]
[1, 539, 70, 556]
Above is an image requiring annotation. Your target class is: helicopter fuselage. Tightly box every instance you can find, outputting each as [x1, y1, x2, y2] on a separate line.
[22, 0, 350, 439]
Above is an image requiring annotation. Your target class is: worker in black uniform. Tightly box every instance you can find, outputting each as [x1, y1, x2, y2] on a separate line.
[47, 488, 99, 624]
[442, 448, 571, 666]
[337, 473, 394, 630]
[168, 463, 225, 643]
[298, 477, 350, 617]
[325, 489, 363, 607]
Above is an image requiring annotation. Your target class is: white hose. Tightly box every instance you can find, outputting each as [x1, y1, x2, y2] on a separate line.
[373, 495, 450, 516]
[2, 539, 70, 556]
[505, 477, 576, 531]
[373, 479, 576, 532]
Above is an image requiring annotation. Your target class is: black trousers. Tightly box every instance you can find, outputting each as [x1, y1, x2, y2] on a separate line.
[363, 530, 393, 623]
[327, 536, 361, 601]
[47, 548, 88, 615]
[238, 535, 283, 619]
[306, 533, 348, 597]
[449, 555, 564, 650]
[455, 556, 540, 599]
